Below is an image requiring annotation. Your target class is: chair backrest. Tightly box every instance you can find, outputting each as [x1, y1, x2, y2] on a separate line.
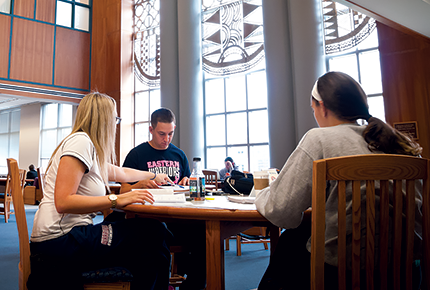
[2, 174, 11, 197]
[19, 169, 26, 193]
[203, 169, 218, 190]
[7, 158, 31, 290]
[310, 154, 430, 290]
[37, 167, 45, 194]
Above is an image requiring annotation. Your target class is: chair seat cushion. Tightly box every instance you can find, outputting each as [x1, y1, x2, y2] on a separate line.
[81, 267, 133, 283]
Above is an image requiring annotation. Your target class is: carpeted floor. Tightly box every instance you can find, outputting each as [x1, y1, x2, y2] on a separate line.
[0, 205, 270, 290]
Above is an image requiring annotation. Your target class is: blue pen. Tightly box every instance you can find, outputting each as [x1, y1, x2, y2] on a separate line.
[178, 185, 185, 188]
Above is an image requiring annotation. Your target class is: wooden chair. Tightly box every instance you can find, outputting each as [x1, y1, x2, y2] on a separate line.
[169, 245, 187, 289]
[0, 174, 12, 222]
[35, 167, 44, 202]
[1, 168, 26, 223]
[310, 154, 430, 290]
[225, 226, 270, 256]
[203, 169, 218, 191]
[7, 158, 131, 290]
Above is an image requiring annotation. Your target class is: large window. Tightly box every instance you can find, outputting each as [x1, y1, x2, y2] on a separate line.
[133, 0, 161, 146]
[202, 0, 269, 172]
[0, 0, 11, 14]
[0, 109, 20, 175]
[56, 0, 91, 31]
[322, 1, 384, 121]
[40, 103, 74, 168]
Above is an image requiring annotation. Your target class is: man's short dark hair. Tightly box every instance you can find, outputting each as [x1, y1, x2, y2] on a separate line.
[151, 108, 176, 129]
[225, 157, 234, 163]
[29, 164, 35, 171]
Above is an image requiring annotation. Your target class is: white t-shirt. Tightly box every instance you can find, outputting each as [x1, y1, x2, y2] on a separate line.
[31, 132, 106, 242]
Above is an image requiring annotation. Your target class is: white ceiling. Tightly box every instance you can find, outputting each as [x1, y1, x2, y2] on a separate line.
[0, 93, 46, 111]
[339, 0, 430, 38]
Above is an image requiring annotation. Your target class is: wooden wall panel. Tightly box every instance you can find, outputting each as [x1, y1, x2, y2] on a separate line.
[377, 22, 430, 158]
[9, 18, 54, 84]
[36, 0, 56, 23]
[14, 0, 35, 19]
[91, 0, 121, 94]
[0, 14, 11, 78]
[54, 27, 90, 90]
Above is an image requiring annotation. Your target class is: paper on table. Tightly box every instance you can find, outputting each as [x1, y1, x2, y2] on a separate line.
[227, 196, 255, 204]
[133, 188, 186, 203]
[146, 188, 174, 195]
[139, 196, 256, 210]
[158, 185, 189, 192]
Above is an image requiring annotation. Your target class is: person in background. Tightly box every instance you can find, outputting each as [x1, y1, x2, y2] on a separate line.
[25, 164, 38, 186]
[219, 157, 239, 180]
[121, 108, 205, 290]
[28, 92, 173, 290]
[255, 71, 423, 290]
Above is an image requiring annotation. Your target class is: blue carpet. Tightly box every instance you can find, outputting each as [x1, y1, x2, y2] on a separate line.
[0, 206, 269, 290]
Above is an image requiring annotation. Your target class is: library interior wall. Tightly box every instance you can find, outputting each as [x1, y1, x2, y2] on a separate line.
[18, 103, 41, 171]
[7, 0, 430, 171]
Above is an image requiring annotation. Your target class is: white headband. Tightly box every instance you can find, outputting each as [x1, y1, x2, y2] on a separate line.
[311, 80, 322, 102]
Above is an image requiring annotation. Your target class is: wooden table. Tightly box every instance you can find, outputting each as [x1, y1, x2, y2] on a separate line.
[124, 197, 279, 290]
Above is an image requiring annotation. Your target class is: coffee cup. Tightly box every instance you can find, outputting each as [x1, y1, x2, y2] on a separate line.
[253, 171, 269, 191]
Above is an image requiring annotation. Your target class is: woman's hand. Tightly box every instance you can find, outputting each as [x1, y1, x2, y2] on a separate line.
[154, 173, 173, 185]
[116, 189, 155, 208]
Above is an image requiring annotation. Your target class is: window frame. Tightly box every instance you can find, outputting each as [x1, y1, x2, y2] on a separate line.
[39, 103, 75, 168]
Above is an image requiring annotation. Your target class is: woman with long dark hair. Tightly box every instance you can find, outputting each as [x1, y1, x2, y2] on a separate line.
[255, 71, 423, 290]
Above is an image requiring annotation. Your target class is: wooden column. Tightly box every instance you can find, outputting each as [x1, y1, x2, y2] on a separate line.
[91, 0, 134, 164]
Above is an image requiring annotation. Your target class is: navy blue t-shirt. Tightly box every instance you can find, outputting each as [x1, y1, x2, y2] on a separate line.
[122, 142, 191, 184]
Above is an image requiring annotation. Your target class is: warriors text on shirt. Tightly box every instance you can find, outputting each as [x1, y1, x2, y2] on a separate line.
[147, 160, 181, 183]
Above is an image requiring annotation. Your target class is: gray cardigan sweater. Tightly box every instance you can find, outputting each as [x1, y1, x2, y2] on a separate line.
[255, 123, 423, 266]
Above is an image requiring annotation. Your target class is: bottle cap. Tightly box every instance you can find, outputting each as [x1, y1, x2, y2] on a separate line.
[193, 157, 201, 161]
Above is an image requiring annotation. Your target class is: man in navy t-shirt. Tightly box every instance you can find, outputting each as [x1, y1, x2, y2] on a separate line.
[121, 108, 190, 192]
[121, 108, 205, 290]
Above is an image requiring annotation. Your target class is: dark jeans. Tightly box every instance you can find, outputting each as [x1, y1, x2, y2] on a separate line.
[166, 221, 207, 290]
[28, 217, 172, 290]
[258, 216, 421, 290]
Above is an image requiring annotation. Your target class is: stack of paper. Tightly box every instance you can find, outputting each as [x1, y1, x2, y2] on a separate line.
[133, 188, 186, 203]
[227, 196, 255, 204]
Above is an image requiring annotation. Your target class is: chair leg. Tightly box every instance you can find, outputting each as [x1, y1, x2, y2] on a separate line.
[225, 238, 230, 250]
[5, 200, 10, 223]
[261, 227, 269, 250]
[236, 235, 241, 256]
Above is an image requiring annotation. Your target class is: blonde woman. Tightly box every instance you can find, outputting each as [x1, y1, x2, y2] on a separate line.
[28, 92, 173, 290]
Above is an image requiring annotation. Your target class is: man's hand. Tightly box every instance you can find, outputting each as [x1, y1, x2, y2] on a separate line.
[179, 176, 190, 186]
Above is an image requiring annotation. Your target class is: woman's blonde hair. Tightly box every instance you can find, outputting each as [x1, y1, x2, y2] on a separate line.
[46, 92, 117, 184]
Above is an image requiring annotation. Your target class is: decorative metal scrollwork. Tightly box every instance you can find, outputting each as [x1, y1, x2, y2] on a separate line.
[202, 0, 265, 76]
[322, 0, 376, 54]
[134, 0, 160, 87]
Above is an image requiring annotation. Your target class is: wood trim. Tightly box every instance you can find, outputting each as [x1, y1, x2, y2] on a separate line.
[14, 0, 35, 19]
[0, 14, 11, 78]
[9, 18, 54, 84]
[54, 27, 90, 90]
[0, 88, 82, 104]
[0, 79, 89, 95]
[36, 0, 56, 23]
[377, 22, 430, 159]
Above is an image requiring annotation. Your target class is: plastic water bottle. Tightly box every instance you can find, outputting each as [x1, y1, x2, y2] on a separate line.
[189, 157, 205, 201]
